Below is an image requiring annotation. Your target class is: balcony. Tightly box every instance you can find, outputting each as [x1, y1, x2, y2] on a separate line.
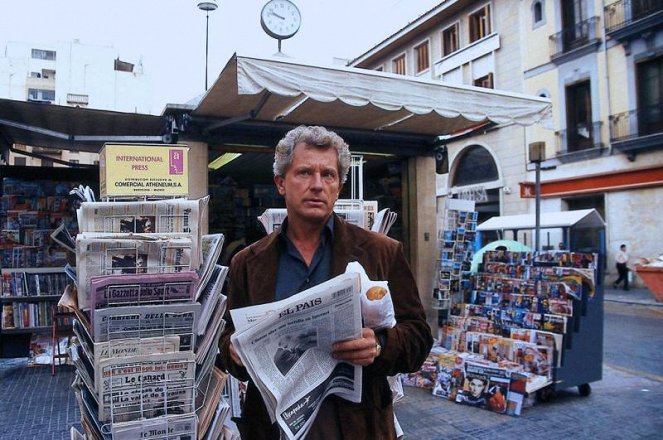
[549, 16, 601, 63]
[605, 0, 663, 41]
[555, 121, 606, 163]
[610, 105, 663, 160]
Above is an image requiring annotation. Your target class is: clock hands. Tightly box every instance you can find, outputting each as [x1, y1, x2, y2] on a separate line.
[268, 10, 286, 20]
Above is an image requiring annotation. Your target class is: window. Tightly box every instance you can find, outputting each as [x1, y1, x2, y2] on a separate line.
[533, 1, 543, 23]
[29, 72, 42, 78]
[31, 49, 56, 61]
[41, 159, 54, 167]
[392, 55, 406, 75]
[565, 80, 593, 151]
[442, 23, 459, 56]
[27, 88, 55, 102]
[636, 56, 663, 136]
[451, 145, 498, 186]
[415, 42, 430, 73]
[474, 73, 494, 89]
[13, 157, 27, 166]
[469, 4, 491, 43]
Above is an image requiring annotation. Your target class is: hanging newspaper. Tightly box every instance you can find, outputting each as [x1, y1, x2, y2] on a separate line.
[73, 318, 181, 364]
[111, 413, 198, 440]
[93, 303, 200, 349]
[195, 234, 226, 301]
[258, 206, 365, 234]
[76, 233, 196, 310]
[230, 272, 362, 440]
[77, 195, 208, 258]
[257, 208, 288, 234]
[97, 351, 196, 423]
[89, 271, 199, 325]
[371, 208, 397, 235]
[197, 264, 228, 335]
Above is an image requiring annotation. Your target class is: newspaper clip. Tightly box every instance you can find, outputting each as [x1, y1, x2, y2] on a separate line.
[345, 261, 396, 330]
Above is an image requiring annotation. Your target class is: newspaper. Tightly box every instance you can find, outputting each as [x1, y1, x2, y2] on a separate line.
[110, 413, 198, 440]
[76, 233, 196, 310]
[257, 208, 288, 234]
[230, 272, 362, 440]
[371, 208, 397, 235]
[196, 367, 229, 439]
[195, 233, 226, 301]
[197, 264, 228, 335]
[51, 221, 77, 253]
[89, 271, 199, 326]
[74, 317, 181, 363]
[97, 351, 196, 423]
[93, 303, 200, 350]
[76, 196, 208, 258]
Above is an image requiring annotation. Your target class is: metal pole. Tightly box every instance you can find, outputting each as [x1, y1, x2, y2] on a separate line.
[535, 160, 541, 252]
[204, 11, 210, 91]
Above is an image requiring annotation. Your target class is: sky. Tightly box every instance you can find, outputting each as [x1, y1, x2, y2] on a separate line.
[0, 0, 442, 113]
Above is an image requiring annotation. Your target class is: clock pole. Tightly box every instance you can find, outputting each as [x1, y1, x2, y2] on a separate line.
[197, 1, 218, 91]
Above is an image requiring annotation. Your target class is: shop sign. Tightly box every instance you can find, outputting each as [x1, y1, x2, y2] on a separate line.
[456, 186, 488, 202]
[99, 143, 189, 198]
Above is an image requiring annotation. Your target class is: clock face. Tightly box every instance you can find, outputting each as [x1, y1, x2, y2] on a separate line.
[260, 0, 301, 40]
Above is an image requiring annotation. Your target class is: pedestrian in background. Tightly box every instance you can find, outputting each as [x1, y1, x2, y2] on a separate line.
[613, 244, 630, 291]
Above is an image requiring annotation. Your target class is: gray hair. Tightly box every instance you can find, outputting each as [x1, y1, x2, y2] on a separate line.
[273, 125, 351, 184]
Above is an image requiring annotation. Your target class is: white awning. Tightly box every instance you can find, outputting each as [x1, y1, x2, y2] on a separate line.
[193, 54, 552, 137]
[477, 209, 605, 231]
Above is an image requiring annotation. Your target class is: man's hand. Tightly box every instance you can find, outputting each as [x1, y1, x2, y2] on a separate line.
[229, 342, 244, 367]
[331, 327, 380, 366]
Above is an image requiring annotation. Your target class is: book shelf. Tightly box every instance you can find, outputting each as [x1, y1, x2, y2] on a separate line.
[0, 165, 96, 357]
[1, 267, 71, 356]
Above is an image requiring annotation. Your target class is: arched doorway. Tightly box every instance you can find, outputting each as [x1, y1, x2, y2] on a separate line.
[449, 144, 501, 244]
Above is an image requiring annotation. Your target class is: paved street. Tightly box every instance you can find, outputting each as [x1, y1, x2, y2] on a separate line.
[1, 287, 661, 439]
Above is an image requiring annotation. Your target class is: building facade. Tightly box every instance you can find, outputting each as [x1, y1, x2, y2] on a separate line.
[0, 39, 151, 167]
[350, 0, 663, 284]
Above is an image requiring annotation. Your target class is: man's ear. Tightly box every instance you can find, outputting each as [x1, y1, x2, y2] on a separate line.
[275, 175, 286, 196]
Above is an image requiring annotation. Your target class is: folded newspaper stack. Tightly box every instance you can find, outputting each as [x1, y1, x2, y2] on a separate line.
[230, 272, 363, 440]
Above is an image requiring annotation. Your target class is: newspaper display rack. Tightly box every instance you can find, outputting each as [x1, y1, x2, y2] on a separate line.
[62, 148, 237, 439]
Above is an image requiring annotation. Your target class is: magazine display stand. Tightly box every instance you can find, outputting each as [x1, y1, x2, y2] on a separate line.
[407, 249, 601, 416]
[432, 199, 477, 314]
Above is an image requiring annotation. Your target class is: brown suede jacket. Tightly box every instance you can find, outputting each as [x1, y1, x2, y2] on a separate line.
[217, 214, 433, 439]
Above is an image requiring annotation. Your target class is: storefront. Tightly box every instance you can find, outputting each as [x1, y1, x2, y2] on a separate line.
[0, 53, 552, 325]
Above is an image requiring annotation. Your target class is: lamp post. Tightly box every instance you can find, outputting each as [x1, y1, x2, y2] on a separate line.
[528, 142, 546, 252]
[197, 1, 218, 91]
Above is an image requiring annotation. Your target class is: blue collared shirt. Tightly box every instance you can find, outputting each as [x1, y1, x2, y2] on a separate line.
[275, 216, 334, 301]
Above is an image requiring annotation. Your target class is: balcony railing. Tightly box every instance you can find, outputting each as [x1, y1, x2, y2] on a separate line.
[549, 16, 600, 58]
[605, 0, 662, 32]
[555, 121, 603, 156]
[610, 105, 663, 141]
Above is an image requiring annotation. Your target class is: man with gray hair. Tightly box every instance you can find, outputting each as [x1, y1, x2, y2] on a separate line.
[218, 125, 432, 439]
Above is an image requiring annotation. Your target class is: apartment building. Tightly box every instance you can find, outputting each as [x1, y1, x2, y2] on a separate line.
[350, 0, 663, 280]
[0, 39, 151, 166]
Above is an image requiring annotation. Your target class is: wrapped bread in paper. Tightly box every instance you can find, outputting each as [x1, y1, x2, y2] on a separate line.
[345, 261, 396, 330]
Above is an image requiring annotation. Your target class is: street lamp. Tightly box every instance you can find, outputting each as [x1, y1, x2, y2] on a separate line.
[197, 1, 218, 91]
[528, 142, 546, 252]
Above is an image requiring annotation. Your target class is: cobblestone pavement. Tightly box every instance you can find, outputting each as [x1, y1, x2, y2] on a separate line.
[1, 287, 661, 440]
